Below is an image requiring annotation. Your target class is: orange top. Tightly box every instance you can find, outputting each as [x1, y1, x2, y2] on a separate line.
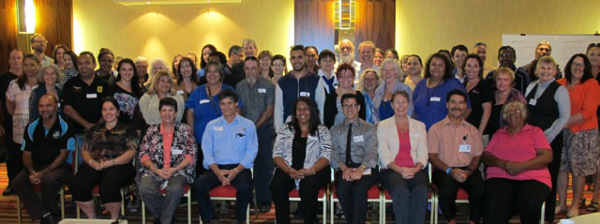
[557, 78, 600, 133]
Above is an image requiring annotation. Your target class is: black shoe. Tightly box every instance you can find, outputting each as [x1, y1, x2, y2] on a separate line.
[41, 213, 59, 224]
[259, 202, 271, 213]
[2, 186, 13, 196]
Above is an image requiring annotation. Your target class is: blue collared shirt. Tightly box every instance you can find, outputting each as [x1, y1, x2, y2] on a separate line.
[201, 114, 258, 169]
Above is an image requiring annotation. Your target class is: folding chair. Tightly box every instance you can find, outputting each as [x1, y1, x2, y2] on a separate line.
[288, 187, 327, 224]
[329, 184, 381, 224]
[141, 184, 192, 224]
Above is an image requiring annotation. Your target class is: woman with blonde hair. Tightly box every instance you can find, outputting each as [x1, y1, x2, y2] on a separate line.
[136, 71, 185, 133]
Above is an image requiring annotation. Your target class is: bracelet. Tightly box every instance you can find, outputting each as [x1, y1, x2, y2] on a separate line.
[446, 167, 452, 174]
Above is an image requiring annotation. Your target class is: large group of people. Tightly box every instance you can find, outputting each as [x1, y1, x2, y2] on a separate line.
[0, 33, 599, 224]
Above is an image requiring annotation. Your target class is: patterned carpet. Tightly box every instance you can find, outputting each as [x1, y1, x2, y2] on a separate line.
[0, 162, 594, 224]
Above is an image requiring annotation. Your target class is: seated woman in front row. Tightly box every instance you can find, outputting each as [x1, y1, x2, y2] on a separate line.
[71, 97, 139, 219]
[138, 97, 197, 224]
[377, 90, 429, 223]
[482, 101, 552, 224]
[270, 97, 332, 224]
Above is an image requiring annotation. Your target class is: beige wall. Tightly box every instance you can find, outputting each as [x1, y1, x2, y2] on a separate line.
[396, 0, 600, 66]
[73, 0, 294, 66]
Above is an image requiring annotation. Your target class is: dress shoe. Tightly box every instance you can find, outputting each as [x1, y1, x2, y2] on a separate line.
[2, 186, 13, 196]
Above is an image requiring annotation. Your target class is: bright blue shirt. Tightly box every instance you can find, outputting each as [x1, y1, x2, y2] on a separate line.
[185, 84, 236, 142]
[201, 114, 258, 169]
[412, 78, 471, 130]
[362, 91, 377, 124]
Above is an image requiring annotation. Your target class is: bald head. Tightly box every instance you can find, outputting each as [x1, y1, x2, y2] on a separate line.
[38, 95, 58, 120]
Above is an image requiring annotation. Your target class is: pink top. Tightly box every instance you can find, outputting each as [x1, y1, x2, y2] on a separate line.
[395, 127, 415, 167]
[485, 124, 552, 187]
[161, 124, 174, 169]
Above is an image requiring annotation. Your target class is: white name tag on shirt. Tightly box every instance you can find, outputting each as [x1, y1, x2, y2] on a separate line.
[459, 144, 471, 153]
[86, 93, 98, 99]
[172, 149, 183, 155]
[200, 99, 210, 104]
[258, 88, 267, 93]
[528, 99, 537, 106]
[353, 135, 364, 143]
[300, 92, 310, 97]
[213, 126, 223, 131]
[177, 90, 184, 95]
[430, 97, 441, 102]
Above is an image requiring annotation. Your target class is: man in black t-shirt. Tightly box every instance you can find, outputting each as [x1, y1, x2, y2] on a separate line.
[61, 52, 112, 150]
[0, 49, 23, 196]
[11, 95, 74, 224]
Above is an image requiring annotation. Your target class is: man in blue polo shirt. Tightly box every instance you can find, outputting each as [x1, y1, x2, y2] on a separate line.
[11, 95, 75, 224]
[193, 89, 258, 224]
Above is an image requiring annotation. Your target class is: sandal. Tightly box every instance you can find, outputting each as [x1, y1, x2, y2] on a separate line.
[587, 201, 599, 212]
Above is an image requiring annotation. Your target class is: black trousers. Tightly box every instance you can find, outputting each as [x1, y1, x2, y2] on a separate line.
[11, 164, 71, 220]
[483, 178, 550, 224]
[544, 132, 563, 222]
[6, 141, 23, 182]
[193, 164, 253, 223]
[270, 167, 330, 224]
[334, 169, 378, 224]
[432, 168, 484, 223]
[71, 163, 136, 203]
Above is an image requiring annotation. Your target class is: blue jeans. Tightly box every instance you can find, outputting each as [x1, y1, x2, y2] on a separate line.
[379, 168, 429, 224]
[254, 124, 275, 204]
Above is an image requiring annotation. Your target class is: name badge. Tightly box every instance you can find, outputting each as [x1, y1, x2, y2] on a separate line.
[200, 99, 210, 104]
[213, 126, 223, 131]
[430, 97, 441, 102]
[300, 92, 310, 97]
[459, 144, 471, 153]
[86, 93, 98, 99]
[528, 99, 537, 106]
[172, 149, 183, 155]
[258, 88, 266, 93]
[353, 135, 364, 143]
[177, 90, 184, 95]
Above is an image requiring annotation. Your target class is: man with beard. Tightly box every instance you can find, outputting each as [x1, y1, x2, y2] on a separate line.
[0, 49, 23, 195]
[235, 56, 276, 213]
[30, 34, 53, 66]
[428, 90, 484, 224]
[11, 95, 74, 224]
[274, 45, 325, 130]
[519, 41, 562, 81]
[485, 46, 530, 94]
[336, 40, 361, 79]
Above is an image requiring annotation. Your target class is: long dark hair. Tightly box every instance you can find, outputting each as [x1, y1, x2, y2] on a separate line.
[289, 97, 321, 136]
[201, 44, 217, 69]
[564, 53, 593, 84]
[177, 57, 200, 85]
[18, 54, 41, 90]
[462, 54, 484, 78]
[64, 50, 79, 70]
[115, 58, 141, 95]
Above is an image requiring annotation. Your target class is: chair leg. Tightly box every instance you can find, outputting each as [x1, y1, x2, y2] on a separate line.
[187, 191, 192, 224]
[246, 203, 250, 224]
[142, 200, 146, 224]
[17, 196, 22, 224]
[330, 198, 334, 224]
[60, 189, 65, 219]
[120, 189, 125, 216]
[540, 202, 545, 224]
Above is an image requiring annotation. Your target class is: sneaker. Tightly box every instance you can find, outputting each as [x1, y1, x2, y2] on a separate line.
[127, 202, 139, 213]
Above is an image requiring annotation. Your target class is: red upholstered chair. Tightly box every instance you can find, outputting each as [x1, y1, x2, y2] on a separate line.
[141, 184, 192, 224]
[198, 185, 250, 224]
[287, 187, 328, 224]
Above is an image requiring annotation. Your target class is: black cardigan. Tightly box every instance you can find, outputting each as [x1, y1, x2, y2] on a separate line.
[323, 90, 366, 128]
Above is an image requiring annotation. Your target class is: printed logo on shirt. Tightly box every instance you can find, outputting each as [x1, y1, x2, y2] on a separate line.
[52, 131, 61, 139]
[97, 86, 103, 93]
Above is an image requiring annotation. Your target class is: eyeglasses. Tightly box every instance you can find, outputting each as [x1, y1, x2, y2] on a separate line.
[342, 104, 359, 109]
[572, 62, 585, 67]
[32, 40, 48, 44]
